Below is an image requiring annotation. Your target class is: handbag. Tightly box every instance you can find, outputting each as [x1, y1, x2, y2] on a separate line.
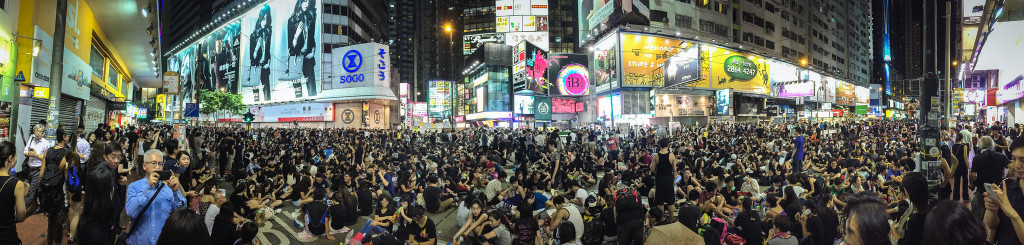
[15, 135, 33, 180]
[115, 183, 165, 245]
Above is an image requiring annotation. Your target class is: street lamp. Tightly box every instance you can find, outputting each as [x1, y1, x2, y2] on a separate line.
[800, 59, 808, 66]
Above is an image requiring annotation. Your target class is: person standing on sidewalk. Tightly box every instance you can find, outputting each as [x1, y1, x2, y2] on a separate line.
[23, 124, 50, 213]
[39, 128, 71, 245]
[0, 141, 29, 244]
[126, 149, 186, 245]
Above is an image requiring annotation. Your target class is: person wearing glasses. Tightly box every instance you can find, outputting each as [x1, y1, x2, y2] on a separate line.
[23, 124, 50, 214]
[125, 149, 186, 245]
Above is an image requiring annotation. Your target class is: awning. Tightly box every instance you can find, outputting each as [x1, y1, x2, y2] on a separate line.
[315, 86, 398, 102]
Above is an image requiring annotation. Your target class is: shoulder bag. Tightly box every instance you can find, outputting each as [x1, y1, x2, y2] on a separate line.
[115, 183, 165, 245]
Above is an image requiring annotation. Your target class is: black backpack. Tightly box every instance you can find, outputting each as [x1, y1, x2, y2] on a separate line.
[580, 216, 605, 245]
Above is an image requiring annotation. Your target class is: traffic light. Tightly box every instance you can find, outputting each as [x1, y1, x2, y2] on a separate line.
[243, 112, 254, 122]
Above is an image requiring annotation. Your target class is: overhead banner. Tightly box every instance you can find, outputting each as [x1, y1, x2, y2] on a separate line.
[428, 80, 452, 118]
[248, 102, 334, 122]
[592, 35, 619, 93]
[326, 43, 391, 90]
[547, 53, 590, 96]
[552, 97, 575, 113]
[534, 96, 552, 121]
[238, 0, 323, 104]
[512, 41, 549, 94]
[619, 33, 694, 87]
[707, 47, 772, 94]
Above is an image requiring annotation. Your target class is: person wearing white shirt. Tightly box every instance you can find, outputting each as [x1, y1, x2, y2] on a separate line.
[23, 125, 50, 211]
[205, 189, 228, 235]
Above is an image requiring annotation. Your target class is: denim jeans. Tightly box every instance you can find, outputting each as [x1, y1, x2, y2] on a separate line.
[24, 168, 40, 209]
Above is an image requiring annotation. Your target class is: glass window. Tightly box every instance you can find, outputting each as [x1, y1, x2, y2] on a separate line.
[108, 64, 119, 87]
[90, 47, 104, 77]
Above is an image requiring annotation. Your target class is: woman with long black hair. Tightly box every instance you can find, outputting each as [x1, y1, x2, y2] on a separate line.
[248, 5, 272, 101]
[0, 141, 28, 244]
[75, 165, 117, 244]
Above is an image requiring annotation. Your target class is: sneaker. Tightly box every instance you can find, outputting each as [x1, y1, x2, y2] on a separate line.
[341, 227, 351, 233]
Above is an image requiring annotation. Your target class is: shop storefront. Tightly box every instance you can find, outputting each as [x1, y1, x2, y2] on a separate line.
[652, 91, 713, 125]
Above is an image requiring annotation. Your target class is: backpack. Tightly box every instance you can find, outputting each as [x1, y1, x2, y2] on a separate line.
[614, 187, 641, 208]
[580, 216, 605, 245]
[66, 165, 82, 192]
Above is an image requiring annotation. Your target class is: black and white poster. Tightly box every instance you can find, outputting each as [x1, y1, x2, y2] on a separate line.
[239, 0, 321, 104]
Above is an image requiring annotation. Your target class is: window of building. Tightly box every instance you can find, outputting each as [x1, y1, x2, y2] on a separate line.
[742, 32, 753, 43]
[675, 14, 693, 29]
[742, 12, 753, 23]
[0, 0, 6, 11]
[651, 10, 669, 23]
[90, 46, 104, 77]
[714, 23, 728, 36]
[714, 2, 728, 14]
[699, 20, 715, 33]
[765, 21, 774, 33]
[107, 64, 119, 87]
[765, 2, 776, 12]
[677, 0, 692, 3]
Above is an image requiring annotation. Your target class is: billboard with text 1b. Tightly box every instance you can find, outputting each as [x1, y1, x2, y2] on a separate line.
[547, 54, 590, 96]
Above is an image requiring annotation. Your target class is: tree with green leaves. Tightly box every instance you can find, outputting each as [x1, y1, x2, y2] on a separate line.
[196, 89, 247, 125]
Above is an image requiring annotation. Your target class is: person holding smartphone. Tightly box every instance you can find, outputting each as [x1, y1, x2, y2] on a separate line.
[125, 149, 186, 245]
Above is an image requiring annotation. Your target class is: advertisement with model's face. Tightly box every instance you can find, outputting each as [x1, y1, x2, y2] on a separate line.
[238, 0, 321, 104]
[512, 41, 549, 94]
[167, 46, 196, 104]
[196, 21, 241, 94]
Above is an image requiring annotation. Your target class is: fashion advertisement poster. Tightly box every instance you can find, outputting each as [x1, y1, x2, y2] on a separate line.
[167, 46, 196, 104]
[197, 21, 241, 94]
[239, 0, 322, 104]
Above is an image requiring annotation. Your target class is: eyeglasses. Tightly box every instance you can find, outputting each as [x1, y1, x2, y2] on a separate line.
[144, 160, 163, 165]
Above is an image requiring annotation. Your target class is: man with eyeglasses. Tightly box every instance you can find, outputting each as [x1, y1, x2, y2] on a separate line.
[126, 149, 186, 245]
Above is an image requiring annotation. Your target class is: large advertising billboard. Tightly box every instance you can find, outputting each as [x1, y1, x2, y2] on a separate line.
[836, 81, 855, 105]
[505, 32, 550, 51]
[428, 80, 452, 118]
[512, 41, 549, 94]
[619, 33, 694, 87]
[238, 0, 322, 104]
[707, 47, 771, 94]
[716, 89, 731, 116]
[326, 43, 391, 90]
[167, 46, 197, 104]
[248, 103, 334, 122]
[548, 54, 590, 96]
[664, 41, 701, 87]
[855, 85, 870, 104]
[196, 21, 241, 94]
[776, 82, 814, 98]
[464, 33, 505, 54]
[593, 35, 619, 94]
[653, 94, 711, 117]
[514, 95, 534, 114]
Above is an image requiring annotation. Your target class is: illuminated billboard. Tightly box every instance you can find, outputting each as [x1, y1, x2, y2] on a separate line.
[325, 43, 391, 90]
[505, 32, 550, 51]
[238, 0, 323, 104]
[707, 47, 771, 94]
[428, 80, 452, 118]
[512, 41, 549, 94]
[197, 21, 241, 94]
[548, 54, 590, 96]
[855, 85, 870, 104]
[664, 42, 701, 87]
[836, 81, 855, 105]
[514, 95, 534, 114]
[716, 89, 732, 116]
[247, 103, 334, 122]
[593, 35, 619, 93]
[619, 33, 695, 87]
[552, 98, 575, 113]
[777, 82, 814, 98]
[464, 33, 505, 54]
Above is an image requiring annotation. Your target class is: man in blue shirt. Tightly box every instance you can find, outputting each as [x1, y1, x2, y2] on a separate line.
[127, 149, 186, 245]
[790, 127, 806, 174]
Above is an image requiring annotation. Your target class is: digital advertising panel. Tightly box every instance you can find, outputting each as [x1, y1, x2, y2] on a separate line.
[855, 85, 870, 104]
[593, 35, 619, 94]
[428, 80, 452, 118]
[238, 0, 323, 104]
[716, 89, 732, 116]
[464, 33, 505, 55]
[247, 103, 334, 122]
[552, 98, 576, 113]
[514, 95, 534, 114]
[836, 81, 855, 105]
[619, 33, 694, 87]
[512, 41, 549, 94]
[548, 54, 590, 96]
[776, 82, 814, 98]
[326, 43, 391, 90]
[708, 47, 771, 94]
[664, 41, 701, 87]
[196, 21, 241, 94]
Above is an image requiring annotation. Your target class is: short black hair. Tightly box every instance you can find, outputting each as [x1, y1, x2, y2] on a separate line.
[772, 214, 793, 232]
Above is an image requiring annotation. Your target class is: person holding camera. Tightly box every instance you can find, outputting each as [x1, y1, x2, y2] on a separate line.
[125, 149, 187, 245]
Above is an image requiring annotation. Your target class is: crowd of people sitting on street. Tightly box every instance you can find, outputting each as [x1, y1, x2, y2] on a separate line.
[4, 119, 1024, 245]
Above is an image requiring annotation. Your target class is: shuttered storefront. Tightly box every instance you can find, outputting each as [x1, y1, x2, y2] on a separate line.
[84, 95, 108, 134]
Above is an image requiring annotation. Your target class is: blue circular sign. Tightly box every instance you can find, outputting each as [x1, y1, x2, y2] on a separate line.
[342, 50, 363, 73]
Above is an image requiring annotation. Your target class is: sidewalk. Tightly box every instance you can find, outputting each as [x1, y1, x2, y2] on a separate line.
[16, 213, 61, 245]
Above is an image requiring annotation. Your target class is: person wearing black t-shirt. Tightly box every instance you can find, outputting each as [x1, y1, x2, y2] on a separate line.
[327, 192, 351, 237]
[677, 190, 703, 233]
[423, 176, 453, 213]
[402, 206, 436, 245]
[615, 190, 646, 245]
[301, 189, 330, 238]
